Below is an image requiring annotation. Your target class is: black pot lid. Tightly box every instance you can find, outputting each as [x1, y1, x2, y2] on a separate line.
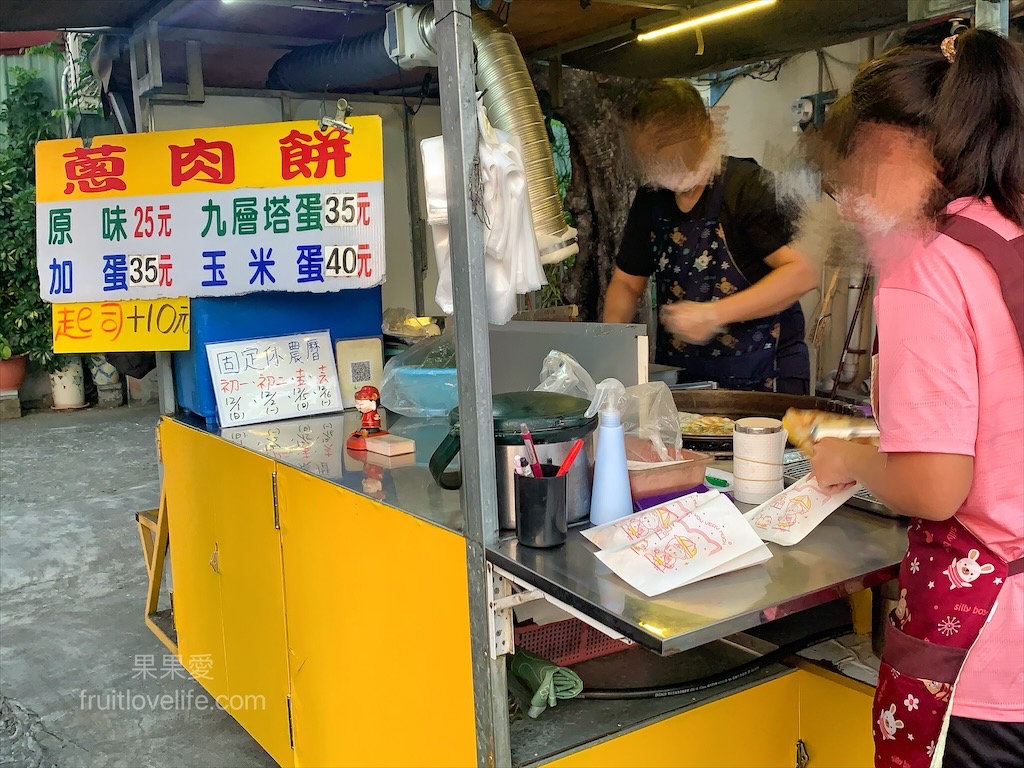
[447, 391, 595, 441]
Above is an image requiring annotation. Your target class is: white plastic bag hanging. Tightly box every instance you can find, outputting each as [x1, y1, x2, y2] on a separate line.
[420, 135, 454, 315]
[420, 100, 546, 325]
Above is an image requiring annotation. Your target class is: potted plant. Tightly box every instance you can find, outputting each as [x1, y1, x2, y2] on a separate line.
[0, 334, 29, 392]
[0, 66, 76, 405]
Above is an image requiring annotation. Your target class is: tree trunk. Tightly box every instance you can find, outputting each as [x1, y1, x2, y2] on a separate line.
[535, 66, 649, 327]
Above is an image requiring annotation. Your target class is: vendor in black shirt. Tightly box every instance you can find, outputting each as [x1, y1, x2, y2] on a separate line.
[603, 80, 818, 394]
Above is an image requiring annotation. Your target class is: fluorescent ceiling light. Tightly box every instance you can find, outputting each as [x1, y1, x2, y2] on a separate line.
[221, 0, 359, 11]
[637, 0, 777, 42]
[290, 4, 354, 11]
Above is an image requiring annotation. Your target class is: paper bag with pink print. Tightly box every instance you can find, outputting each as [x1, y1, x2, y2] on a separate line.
[593, 493, 771, 597]
[743, 473, 858, 546]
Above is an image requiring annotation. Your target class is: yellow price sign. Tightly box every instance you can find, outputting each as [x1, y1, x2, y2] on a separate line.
[35, 118, 387, 304]
[52, 298, 190, 354]
[35, 119, 384, 202]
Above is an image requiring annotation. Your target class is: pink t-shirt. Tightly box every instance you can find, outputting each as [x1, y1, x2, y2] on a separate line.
[874, 199, 1024, 722]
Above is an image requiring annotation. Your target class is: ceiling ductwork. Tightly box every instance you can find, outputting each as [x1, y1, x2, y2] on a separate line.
[266, 27, 401, 92]
[265, 4, 578, 265]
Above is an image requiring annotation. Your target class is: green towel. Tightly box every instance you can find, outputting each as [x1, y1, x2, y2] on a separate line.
[507, 649, 583, 718]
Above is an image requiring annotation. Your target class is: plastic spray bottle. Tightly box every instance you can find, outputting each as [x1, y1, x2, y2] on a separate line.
[585, 378, 633, 525]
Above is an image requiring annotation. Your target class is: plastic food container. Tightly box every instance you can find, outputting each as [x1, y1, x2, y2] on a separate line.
[624, 436, 713, 501]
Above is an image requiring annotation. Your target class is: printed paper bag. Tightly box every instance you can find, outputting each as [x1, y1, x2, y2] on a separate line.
[743, 473, 858, 546]
[582, 490, 719, 551]
[596, 494, 771, 597]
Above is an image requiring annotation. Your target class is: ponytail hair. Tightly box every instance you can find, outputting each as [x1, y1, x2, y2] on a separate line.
[933, 29, 1024, 226]
[805, 29, 1024, 226]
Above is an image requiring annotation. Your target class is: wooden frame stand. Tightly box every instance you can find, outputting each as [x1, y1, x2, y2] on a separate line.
[136, 488, 177, 655]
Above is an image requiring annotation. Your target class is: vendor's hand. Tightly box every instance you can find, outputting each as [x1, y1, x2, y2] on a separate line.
[660, 301, 724, 345]
[809, 438, 859, 494]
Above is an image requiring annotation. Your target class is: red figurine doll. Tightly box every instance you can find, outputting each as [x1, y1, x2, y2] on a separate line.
[346, 385, 388, 450]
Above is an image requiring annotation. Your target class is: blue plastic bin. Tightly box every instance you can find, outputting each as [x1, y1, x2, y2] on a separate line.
[173, 289, 383, 423]
[386, 366, 459, 417]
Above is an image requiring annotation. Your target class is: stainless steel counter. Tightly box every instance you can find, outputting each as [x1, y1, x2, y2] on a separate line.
[171, 411, 907, 657]
[489, 507, 906, 655]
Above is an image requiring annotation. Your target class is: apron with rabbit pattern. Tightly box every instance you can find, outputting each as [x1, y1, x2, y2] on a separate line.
[872, 213, 1024, 768]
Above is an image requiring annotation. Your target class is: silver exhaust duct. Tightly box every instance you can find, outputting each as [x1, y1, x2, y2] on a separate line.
[469, 8, 578, 265]
[269, 4, 578, 264]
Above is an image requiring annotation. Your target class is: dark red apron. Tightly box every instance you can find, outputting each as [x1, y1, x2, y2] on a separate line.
[872, 214, 1024, 768]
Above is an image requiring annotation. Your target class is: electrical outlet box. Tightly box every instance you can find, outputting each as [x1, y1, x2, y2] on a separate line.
[386, 4, 438, 69]
[796, 90, 837, 131]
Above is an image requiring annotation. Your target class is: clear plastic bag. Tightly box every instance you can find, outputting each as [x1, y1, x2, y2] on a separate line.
[619, 381, 684, 463]
[379, 324, 458, 417]
[534, 350, 596, 400]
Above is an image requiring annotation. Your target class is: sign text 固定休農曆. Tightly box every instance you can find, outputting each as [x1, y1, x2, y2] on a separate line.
[35, 119, 385, 304]
[205, 331, 343, 427]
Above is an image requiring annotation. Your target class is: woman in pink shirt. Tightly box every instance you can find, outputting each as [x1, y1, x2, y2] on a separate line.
[805, 28, 1023, 768]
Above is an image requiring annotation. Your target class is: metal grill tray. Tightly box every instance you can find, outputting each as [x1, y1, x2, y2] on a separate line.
[783, 453, 897, 519]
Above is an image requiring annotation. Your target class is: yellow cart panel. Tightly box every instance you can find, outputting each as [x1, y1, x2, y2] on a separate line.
[160, 420, 293, 766]
[161, 420, 230, 702]
[276, 466, 478, 768]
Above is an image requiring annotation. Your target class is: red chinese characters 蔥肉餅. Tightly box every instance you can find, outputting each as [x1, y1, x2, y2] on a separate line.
[169, 138, 236, 187]
[63, 144, 127, 194]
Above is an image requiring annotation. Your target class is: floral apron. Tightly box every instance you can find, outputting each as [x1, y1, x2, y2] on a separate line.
[651, 158, 805, 392]
[872, 214, 1024, 768]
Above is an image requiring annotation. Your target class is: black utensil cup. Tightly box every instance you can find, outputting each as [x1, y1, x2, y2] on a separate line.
[514, 464, 568, 548]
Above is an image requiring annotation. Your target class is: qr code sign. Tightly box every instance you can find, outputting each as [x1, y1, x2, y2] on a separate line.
[350, 360, 372, 384]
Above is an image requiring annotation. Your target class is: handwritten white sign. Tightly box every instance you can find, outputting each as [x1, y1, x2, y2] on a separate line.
[206, 331, 343, 427]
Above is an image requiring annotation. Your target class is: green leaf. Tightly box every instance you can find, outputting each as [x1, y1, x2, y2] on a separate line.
[0, 67, 63, 371]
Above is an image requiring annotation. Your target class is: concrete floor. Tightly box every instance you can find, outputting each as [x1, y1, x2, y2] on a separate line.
[0, 406, 275, 768]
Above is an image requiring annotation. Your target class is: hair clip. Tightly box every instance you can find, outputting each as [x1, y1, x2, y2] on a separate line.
[941, 35, 957, 63]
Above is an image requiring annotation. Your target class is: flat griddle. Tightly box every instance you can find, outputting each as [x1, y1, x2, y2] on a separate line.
[671, 389, 865, 453]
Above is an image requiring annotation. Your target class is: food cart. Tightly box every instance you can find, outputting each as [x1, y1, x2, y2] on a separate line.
[149, 4, 901, 763]
[19, 0, 1011, 765]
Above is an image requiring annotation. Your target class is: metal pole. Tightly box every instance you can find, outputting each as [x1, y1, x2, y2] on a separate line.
[155, 351, 176, 415]
[830, 269, 871, 401]
[402, 104, 428, 316]
[433, 2, 510, 766]
[975, 0, 1010, 35]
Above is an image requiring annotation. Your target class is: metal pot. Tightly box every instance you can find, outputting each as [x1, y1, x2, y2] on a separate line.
[428, 391, 597, 529]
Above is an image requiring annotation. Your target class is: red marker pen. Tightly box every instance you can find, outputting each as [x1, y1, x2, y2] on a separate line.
[556, 439, 584, 477]
[519, 423, 543, 477]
